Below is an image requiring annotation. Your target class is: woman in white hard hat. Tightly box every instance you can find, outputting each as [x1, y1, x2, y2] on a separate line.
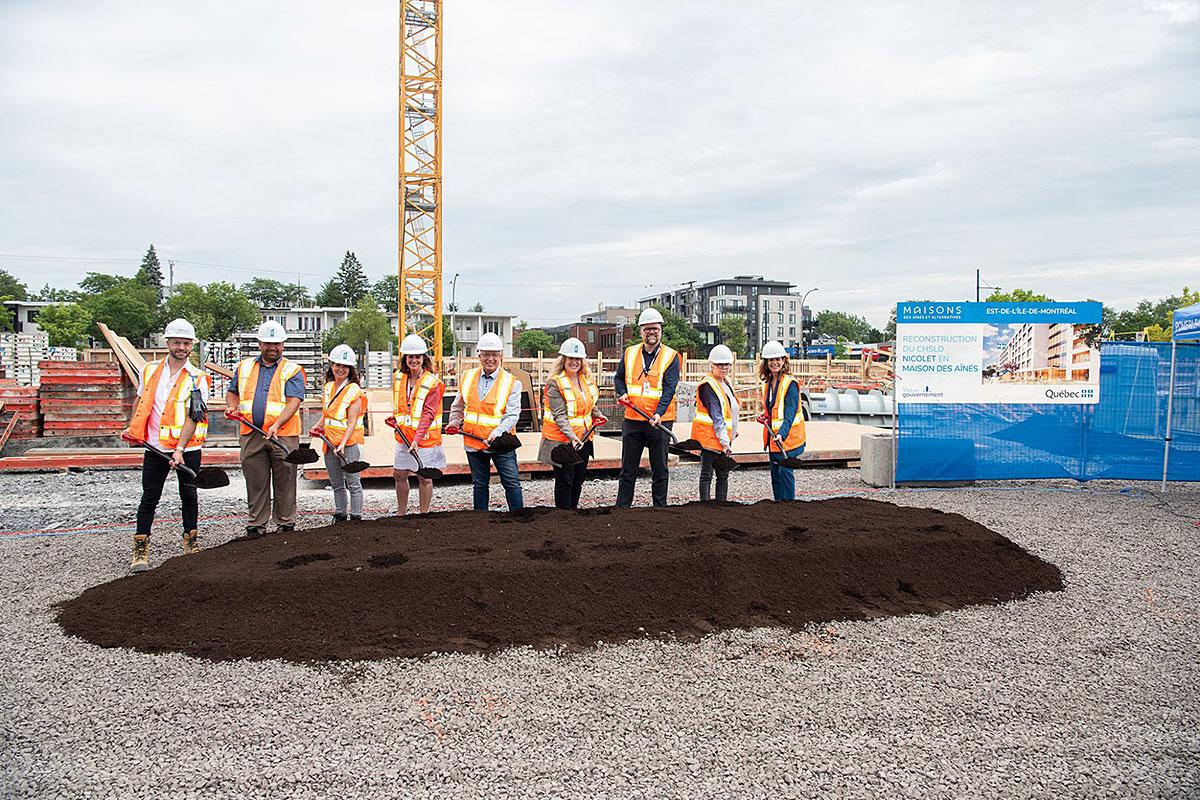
[758, 340, 806, 500]
[386, 333, 446, 515]
[537, 337, 608, 509]
[691, 344, 740, 501]
[313, 344, 367, 522]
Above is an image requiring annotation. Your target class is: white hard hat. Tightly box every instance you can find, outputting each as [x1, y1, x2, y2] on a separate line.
[163, 318, 196, 340]
[256, 321, 287, 343]
[709, 344, 734, 364]
[638, 307, 664, 327]
[329, 344, 357, 366]
[477, 332, 504, 352]
[400, 333, 428, 355]
[761, 340, 787, 359]
[559, 337, 587, 358]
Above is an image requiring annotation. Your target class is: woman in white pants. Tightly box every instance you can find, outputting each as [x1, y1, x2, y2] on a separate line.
[387, 334, 447, 515]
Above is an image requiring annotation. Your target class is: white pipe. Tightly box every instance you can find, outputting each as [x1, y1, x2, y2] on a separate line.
[1161, 339, 1177, 493]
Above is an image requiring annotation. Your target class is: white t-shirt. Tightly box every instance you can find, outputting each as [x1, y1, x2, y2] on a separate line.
[141, 364, 185, 452]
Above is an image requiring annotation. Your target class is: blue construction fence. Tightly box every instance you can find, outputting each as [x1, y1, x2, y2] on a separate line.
[897, 341, 1200, 482]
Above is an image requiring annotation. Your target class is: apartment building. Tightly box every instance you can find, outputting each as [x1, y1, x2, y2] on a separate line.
[448, 311, 517, 357]
[998, 323, 1099, 382]
[639, 275, 805, 354]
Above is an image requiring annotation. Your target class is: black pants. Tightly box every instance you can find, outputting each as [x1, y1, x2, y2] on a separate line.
[136, 449, 202, 536]
[552, 442, 592, 510]
[616, 419, 671, 507]
[699, 449, 732, 502]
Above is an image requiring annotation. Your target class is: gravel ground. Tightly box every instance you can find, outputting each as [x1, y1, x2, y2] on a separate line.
[1, 464, 1198, 798]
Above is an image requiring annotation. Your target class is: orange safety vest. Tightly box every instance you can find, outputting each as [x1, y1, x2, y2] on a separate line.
[692, 374, 737, 452]
[622, 343, 680, 421]
[235, 357, 305, 437]
[762, 373, 806, 451]
[541, 373, 599, 443]
[321, 380, 367, 448]
[126, 360, 209, 450]
[393, 369, 444, 448]
[459, 367, 515, 450]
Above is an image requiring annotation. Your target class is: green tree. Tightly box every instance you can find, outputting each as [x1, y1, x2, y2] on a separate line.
[834, 338, 848, 359]
[470, 302, 484, 312]
[32, 283, 78, 302]
[315, 278, 345, 307]
[372, 274, 399, 309]
[241, 278, 309, 308]
[442, 317, 456, 356]
[83, 279, 159, 342]
[631, 304, 704, 354]
[335, 251, 370, 306]
[718, 314, 747, 355]
[0, 304, 12, 332]
[135, 244, 165, 304]
[813, 310, 874, 342]
[516, 328, 555, 356]
[34, 303, 93, 348]
[985, 288, 1054, 302]
[1113, 287, 1200, 335]
[79, 272, 128, 295]
[0, 268, 28, 300]
[164, 282, 260, 342]
[322, 297, 394, 354]
[1143, 323, 1171, 342]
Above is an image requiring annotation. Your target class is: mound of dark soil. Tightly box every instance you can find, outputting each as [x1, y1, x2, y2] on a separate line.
[57, 498, 1063, 662]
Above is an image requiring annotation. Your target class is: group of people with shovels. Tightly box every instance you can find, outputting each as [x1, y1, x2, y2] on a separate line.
[123, 310, 806, 572]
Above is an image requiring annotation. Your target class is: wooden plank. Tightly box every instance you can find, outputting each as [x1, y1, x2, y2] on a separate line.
[0, 411, 22, 455]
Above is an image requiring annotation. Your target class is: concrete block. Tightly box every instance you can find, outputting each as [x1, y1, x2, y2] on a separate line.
[859, 430, 894, 487]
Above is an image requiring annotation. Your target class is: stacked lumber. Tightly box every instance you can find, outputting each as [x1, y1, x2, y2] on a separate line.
[0, 332, 50, 386]
[37, 361, 135, 437]
[0, 380, 42, 441]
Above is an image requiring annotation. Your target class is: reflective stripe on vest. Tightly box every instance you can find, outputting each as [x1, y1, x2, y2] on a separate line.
[393, 370, 444, 447]
[322, 381, 366, 447]
[622, 343, 679, 421]
[692, 375, 733, 451]
[461, 367, 514, 450]
[762, 373, 806, 450]
[541, 373, 599, 443]
[126, 360, 208, 450]
[236, 357, 304, 436]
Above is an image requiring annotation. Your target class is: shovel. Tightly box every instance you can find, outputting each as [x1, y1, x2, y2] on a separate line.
[766, 427, 805, 468]
[227, 411, 320, 465]
[121, 433, 231, 489]
[384, 417, 444, 480]
[549, 419, 604, 467]
[444, 425, 522, 454]
[308, 427, 371, 473]
[617, 398, 738, 470]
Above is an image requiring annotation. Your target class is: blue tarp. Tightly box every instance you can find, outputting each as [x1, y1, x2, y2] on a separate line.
[897, 341, 1199, 482]
[1173, 302, 1200, 341]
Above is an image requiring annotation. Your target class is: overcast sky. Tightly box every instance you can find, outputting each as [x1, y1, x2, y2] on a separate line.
[2, 0, 1197, 328]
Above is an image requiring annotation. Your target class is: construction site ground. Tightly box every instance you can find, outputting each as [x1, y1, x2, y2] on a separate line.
[2, 466, 1198, 798]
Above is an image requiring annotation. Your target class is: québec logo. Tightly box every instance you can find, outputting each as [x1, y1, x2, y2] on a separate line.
[1045, 388, 1096, 400]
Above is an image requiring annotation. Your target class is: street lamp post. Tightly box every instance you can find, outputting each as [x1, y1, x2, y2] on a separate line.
[798, 287, 818, 358]
[448, 272, 460, 356]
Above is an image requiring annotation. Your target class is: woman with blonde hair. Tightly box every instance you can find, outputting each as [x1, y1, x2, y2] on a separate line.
[386, 334, 446, 514]
[757, 340, 806, 500]
[537, 337, 607, 509]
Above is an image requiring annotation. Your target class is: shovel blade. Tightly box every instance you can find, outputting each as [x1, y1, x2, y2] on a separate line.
[550, 443, 582, 466]
[285, 448, 321, 465]
[340, 460, 371, 474]
[191, 467, 231, 489]
[416, 467, 443, 480]
[488, 433, 522, 454]
[673, 438, 703, 451]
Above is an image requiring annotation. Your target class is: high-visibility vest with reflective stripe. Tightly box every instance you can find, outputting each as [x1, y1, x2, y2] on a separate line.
[235, 357, 305, 437]
[321, 380, 366, 447]
[460, 367, 515, 450]
[393, 370, 443, 448]
[762, 373, 806, 451]
[126, 360, 209, 450]
[692, 374, 736, 452]
[622, 343, 680, 421]
[541, 373, 599, 443]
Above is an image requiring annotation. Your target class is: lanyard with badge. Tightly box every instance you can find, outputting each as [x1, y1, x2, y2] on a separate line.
[636, 348, 657, 396]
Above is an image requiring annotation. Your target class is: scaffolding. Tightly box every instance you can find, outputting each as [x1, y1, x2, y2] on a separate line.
[398, 0, 443, 366]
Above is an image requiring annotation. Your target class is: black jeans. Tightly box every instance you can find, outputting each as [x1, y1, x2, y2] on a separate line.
[136, 448, 203, 536]
[699, 449, 732, 502]
[616, 419, 671, 507]
[552, 442, 592, 510]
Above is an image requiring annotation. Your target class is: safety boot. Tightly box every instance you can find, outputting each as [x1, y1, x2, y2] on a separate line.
[332, 513, 349, 524]
[245, 525, 265, 539]
[130, 535, 149, 573]
[182, 529, 200, 555]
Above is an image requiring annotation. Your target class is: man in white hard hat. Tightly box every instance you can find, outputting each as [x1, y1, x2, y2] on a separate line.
[614, 307, 682, 507]
[446, 331, 524, 511]
[123, 318, 211, 572]
[224, 320, 307, 537]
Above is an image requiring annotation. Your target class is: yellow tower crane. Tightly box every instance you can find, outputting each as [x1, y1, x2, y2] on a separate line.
[398, 0, 443, 366]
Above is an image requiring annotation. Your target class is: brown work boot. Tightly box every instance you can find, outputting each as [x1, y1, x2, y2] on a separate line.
[182, 529, 200, 555]
[130, 535, 149, 573]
